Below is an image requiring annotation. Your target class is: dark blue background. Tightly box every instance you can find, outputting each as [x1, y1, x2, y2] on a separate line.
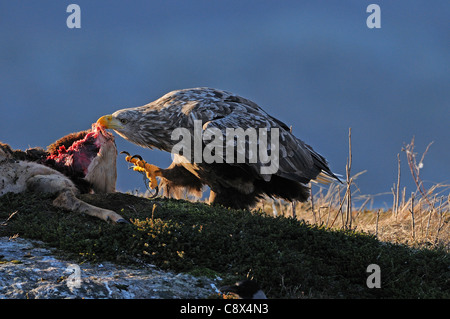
[1, 1, 448, 208]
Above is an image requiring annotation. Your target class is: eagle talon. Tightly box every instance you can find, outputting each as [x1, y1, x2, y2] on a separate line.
[130, 154, 143, 161]
[121, 151, 161, 191]
[120, 151, 133, 163]
[148, 185, 159, 198]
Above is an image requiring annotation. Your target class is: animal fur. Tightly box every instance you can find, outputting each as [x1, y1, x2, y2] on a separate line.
[0, 128, 126, 223]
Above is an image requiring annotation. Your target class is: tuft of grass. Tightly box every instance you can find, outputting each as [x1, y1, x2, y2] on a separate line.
[260, 135, 449, 250]
[0, 191, 448, 298]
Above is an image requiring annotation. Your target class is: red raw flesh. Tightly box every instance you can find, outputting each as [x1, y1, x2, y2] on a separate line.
[45, 123, 110, 176]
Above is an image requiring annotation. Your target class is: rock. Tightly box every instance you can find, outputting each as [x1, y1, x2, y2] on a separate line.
[0, 237, 220, 299]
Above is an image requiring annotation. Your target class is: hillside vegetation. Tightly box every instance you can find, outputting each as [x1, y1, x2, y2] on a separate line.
[0, 191, 448, 298]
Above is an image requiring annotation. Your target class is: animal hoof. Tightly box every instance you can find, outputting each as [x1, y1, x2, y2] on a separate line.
[116, 218, 130, 224]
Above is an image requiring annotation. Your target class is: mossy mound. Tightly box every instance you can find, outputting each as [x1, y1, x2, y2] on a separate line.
[0, 192, 448, 298]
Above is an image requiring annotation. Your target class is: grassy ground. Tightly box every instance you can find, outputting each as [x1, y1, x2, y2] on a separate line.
[0, 191, 448, 298]
[263, 181, 450, 250]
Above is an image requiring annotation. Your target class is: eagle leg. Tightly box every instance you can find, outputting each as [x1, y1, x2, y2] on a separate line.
[120, 151, 162, 190]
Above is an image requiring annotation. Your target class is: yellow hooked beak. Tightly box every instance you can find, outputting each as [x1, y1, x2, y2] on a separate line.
[97, 115, 123, 130]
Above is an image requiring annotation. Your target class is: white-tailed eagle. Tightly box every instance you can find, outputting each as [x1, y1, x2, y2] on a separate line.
[97, 87, 339, 209]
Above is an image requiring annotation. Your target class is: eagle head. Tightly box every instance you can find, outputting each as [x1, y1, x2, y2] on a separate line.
[97, 109, 147, 146]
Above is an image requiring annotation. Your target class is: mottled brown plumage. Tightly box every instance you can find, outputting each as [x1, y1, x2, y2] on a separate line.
[98, 87, 339, 209]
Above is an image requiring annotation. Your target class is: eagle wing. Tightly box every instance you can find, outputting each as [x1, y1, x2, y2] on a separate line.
[199, 92, 337, 184]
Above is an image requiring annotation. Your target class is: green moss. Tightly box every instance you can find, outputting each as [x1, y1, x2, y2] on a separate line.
[187, 267, 221, 279]
[0, 191, 448, 298]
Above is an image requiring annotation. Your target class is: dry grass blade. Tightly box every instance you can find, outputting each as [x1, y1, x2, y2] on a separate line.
[255, 132, 449, 250]
[402, 137, 434, 206]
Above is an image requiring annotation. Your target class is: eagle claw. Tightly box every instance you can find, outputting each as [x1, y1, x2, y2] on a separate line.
[121, 151, 161, 192]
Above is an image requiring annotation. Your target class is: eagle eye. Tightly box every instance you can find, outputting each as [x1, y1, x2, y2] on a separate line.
[120, 118, 128, 125]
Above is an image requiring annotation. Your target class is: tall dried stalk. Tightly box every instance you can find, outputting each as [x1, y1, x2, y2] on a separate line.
[433, 195, 447, 245]
[310, 184, 317, 224]
[410, 192, 416, 240]
[345, 128, 353, 229]
[403, 137, 434, 206]
[269, 134, 449, 249]
[329, 128, 354, 229]
[375, 209, 381, 237]
[424, 196, 436, 239]
[394, 153, 401, 219]
[291, 201, 296, 219]
[401, 187, 406, 212]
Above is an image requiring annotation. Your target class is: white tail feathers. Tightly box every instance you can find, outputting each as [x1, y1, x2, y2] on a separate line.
[312, 171, 343, 185]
